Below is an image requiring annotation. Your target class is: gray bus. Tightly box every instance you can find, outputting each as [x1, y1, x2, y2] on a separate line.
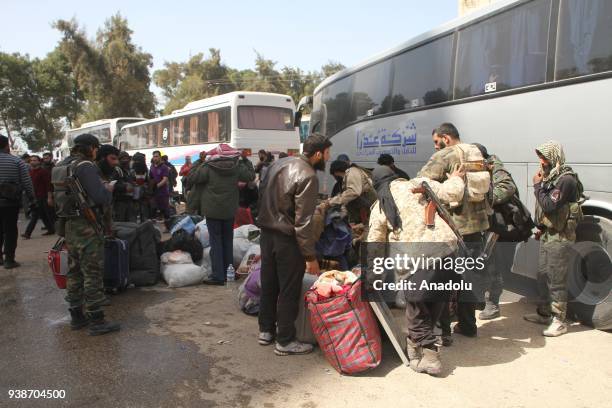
[298, 0, 612, 327]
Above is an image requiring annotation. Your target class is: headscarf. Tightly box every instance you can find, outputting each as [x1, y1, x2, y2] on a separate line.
[535, 140, 573, 183]
[372, 166, 402, 231]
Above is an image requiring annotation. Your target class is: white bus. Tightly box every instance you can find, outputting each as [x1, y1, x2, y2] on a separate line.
[66, 117, 145, 148]
[300, 0, 612, 323]
[117, 91, 300, 174]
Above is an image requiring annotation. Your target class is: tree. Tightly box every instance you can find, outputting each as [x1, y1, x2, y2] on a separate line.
[0, 51, 80, 152]
[54, 14, 156, 122]
[320, 61, 346, 78]
[154, 49, 236, 114]
[154, 52, 347, 114]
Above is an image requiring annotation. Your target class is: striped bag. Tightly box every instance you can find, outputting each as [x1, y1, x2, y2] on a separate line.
[306, 279, 382, 374]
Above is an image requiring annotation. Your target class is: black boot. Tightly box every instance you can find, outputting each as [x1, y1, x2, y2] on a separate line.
[4, 259, 20, 269]
[88, 310, 120, 336]
[69, 307, 90, 330]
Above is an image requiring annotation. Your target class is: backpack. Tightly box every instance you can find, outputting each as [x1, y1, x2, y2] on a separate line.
[451, 144, 491, 203]
[490, 195, 535, 242]
[51, 156, 87, 217]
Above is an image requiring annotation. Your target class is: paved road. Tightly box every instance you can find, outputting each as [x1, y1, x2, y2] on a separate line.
[1, 222, 611, 408]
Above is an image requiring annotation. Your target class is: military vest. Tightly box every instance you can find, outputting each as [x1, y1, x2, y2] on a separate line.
[535, 172, 584, 242]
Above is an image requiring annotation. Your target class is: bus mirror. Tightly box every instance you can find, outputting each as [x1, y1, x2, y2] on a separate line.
[294, 111, 303, 128]
[294, 95, 313, 128]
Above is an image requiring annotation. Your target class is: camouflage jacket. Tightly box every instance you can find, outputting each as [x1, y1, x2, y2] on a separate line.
[329, 165, 377, 222]
[489, 155, 517, 206]
[417, 144, 490, 235]
[367, 176, 465, 280]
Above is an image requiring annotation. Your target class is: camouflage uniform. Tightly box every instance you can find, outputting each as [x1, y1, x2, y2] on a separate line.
[417, 144, 490, 235]
[65, 217, 106, 312]
[417, 143, 491, 336]
[486, 155, 518, 304]
[329, 165, 377, 224]
[533, 142, 582, 321]
[64, 156, 108, 315]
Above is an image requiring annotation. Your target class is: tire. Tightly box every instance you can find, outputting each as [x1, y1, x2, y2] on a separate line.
[567, 215, 612, 330]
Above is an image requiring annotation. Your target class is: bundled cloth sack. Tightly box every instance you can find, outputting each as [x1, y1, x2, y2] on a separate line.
[161, 229, 204, 263]
[237, 260, 262, 315]
[161, 250, 205, 288]
[306, 276, 382, 375]
[234, 224, 261, 243]
[311, 270, 359, 300]
[237, 246, 261, 276]
[233, 224, 261, 266]
[315, 207, 352, 270]
[113, 221, 162, 286]
[200, 247, 212, 280]
[170, 216, 196, 235]
[194, 220, 210, 248]
[161, 251, 193, 264]
[165, 214, 203, 233]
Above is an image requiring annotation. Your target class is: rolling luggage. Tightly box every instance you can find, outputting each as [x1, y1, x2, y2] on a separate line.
[306, 279, 382, 374]
[48, 238, 69, 289]
[104, 238, 129, 292]
[296, 273, 317, 344]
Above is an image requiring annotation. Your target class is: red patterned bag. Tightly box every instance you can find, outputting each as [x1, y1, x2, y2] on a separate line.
[306, 279, 382, 374]
[48, 238, 68, 289]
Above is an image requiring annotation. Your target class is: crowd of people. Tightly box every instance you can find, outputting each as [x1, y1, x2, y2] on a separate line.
[0, 124, 584, 375]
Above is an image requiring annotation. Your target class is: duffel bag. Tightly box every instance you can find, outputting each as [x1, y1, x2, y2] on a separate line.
[114, 221, 161, 286]
[48, 237, 68, 289]
[306, 279, 382, 374]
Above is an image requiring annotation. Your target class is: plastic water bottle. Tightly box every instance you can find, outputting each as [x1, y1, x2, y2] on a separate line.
[226, 265, 235, 282]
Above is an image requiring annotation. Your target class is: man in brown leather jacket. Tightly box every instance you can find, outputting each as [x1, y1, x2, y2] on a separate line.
[257, 134, 332, 356]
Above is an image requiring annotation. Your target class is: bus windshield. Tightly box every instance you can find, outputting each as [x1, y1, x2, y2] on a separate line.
[237, 106, 294, 130]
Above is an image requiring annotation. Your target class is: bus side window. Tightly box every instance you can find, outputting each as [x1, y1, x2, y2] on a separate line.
[454, 0, 550, 98]
[220, 108, 230, 142]
[321, 75, 353, 137]
[198, 112, 208, 143]
[556, 0, 612, 80]
[189, 115, 199, 144]
[351, 60, 392, 120]
[391, 35, 453, 111]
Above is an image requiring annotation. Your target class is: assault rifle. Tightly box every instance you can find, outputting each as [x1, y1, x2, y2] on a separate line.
[64, 175, 106, 237]
[412, 181, 471, 257]
[412, 181, 499, 262]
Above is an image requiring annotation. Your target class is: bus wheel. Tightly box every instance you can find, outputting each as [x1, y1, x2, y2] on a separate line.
[567, 215, 612, 330]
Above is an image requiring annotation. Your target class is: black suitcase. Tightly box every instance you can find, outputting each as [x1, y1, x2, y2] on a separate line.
[104, 238, 129, 292]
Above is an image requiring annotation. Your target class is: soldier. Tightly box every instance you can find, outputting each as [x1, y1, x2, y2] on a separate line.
[114, 151, 136, 222]
[524, 141, 583, 337]
[96, 145, 133, 223]
[367, 165, 466, 375]
[473, 143, 518, 320]
[418, 123, 490, 338]
[328, 158, 377, 224]
[377, 153, 410, 180]
[62, 134, 120, 335]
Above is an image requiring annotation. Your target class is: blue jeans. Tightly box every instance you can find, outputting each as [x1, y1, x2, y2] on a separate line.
[207, 218, 234, 282]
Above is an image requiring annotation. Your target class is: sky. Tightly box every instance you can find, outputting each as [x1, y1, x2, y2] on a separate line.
[1, 0, 459, 76]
